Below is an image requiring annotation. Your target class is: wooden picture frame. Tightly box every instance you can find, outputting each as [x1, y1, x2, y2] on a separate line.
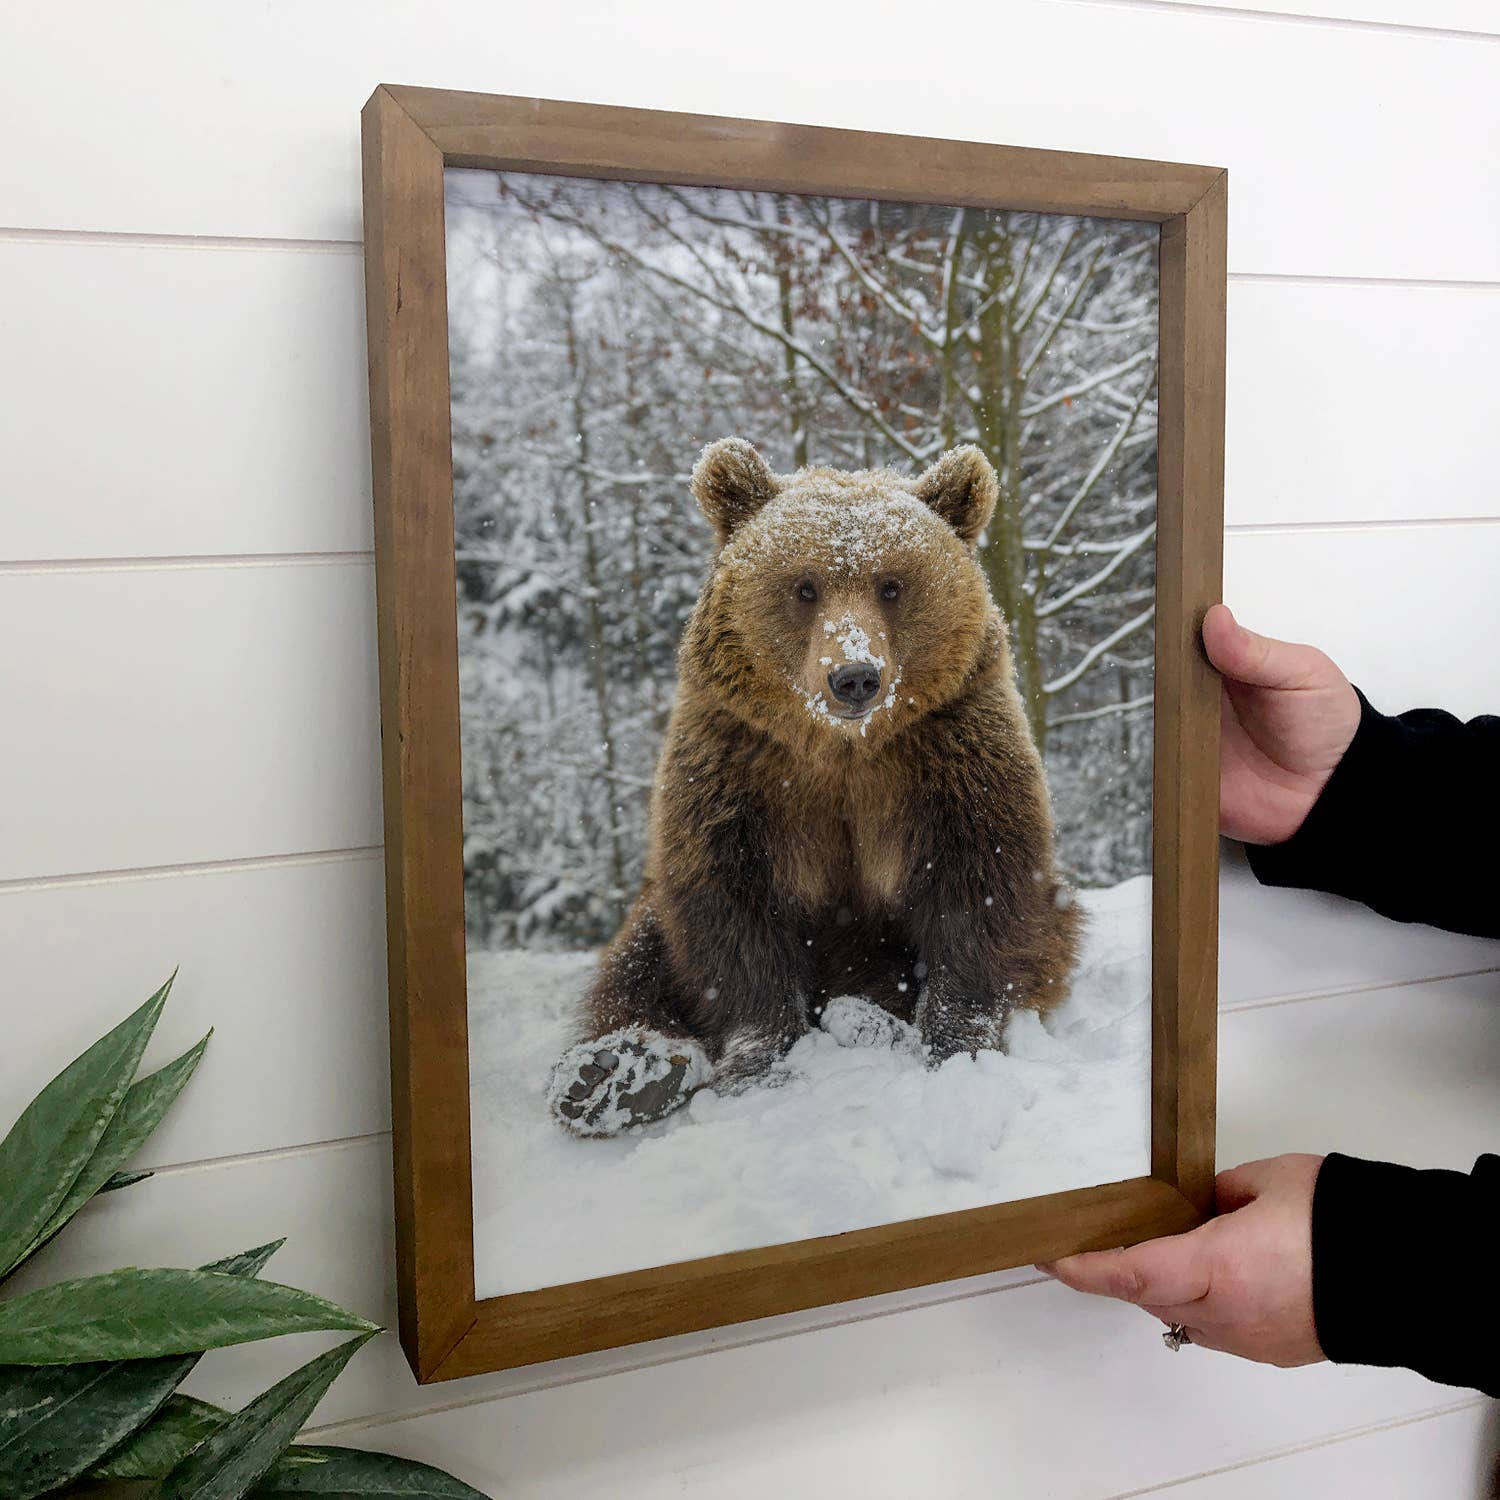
[361, 83, 1225, 1384]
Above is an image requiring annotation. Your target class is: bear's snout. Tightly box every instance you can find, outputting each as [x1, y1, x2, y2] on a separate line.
[828, 662, 881, 709]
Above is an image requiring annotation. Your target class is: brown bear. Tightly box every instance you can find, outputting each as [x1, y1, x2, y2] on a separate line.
[548, 437, 1083, 1136]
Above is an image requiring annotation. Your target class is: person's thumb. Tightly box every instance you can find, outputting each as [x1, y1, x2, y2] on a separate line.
[1214, 1159, 1270, 1213]
[1202, 604, 1321, 692]
[1038, 1224, 1214, 1307]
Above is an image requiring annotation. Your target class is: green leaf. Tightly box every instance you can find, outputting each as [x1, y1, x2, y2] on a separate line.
[155, 1333, 378, 1500]
[100, 1169, 157, 1194]
[88, 1430, 488, 1497]
[252, 1446, 490, 1497]
[88, 1395, 228, 1481]
[198, 1242, 287, 1280]
[0, 1242, 283, 1499]
[13, 1033, 210, 1273]
[0, 976, 173, 1280]
[0, 1266, 377, 1364]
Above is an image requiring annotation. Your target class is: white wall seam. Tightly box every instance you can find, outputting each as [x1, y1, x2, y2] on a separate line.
[4, 235, 1500, 297]
[1057, 0, 1500, 43]
[0, 226, 363, 255]
[0, 846, 382, 895]
[298, 1275, 1059, 1439]
[0, 553, 376, 577]
[139, 1132, 390, 1179]
[1090, 1396, 1493, 1500]
[1221, 966, 1500, 1014]
[8, 519, 1500, 580]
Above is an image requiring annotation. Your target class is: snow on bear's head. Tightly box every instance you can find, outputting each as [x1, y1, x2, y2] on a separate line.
[684, 437, 1006, 751]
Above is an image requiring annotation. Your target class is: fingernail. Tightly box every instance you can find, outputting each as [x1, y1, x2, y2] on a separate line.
[1033, 1262, 1056, 1276]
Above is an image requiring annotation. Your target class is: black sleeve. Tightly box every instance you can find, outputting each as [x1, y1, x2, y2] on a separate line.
[1241, 687, 1500, 1394]
[1244, 685, 1500, 940]
[1312, 1151, 1500, 1397]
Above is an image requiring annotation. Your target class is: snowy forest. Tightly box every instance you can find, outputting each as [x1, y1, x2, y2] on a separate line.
[444, 168, 1158, 953]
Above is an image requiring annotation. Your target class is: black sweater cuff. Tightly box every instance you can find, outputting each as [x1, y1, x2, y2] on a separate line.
[1243, 686, 1500, 939]
[1312, 1151, 1500, 1396]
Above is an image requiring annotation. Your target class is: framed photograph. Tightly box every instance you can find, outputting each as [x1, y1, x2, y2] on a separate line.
[361, 84, 1225, 1383]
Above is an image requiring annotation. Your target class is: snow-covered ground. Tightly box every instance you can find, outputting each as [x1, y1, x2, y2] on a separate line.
[468, 878, 1151, 1298]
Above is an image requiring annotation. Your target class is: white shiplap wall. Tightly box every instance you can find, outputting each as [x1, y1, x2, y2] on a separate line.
[2, 2, 1497, 1493]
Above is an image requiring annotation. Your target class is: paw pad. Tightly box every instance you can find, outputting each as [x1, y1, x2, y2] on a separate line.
[548, 1031, 708, 1137]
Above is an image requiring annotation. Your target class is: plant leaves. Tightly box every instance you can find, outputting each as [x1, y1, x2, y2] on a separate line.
[90, 1417, 490, 1495]
[0, 1242, 283, 1499]
[155, 1332, 378, 1500]
[11, 1032, 210, 1274]
[91, 1427, 490, 1496]
[54, 1482, 155, 1499]
[197, 1242, 288, 1280]
[0, 1263, 375, 1364]
[87, 1394, 228, 1481]
[251, 1446, 490, 1497]
[0, 1363, 188, 1500]
[0, 976, 173, 1280]
[101, 1169, 157, 1194]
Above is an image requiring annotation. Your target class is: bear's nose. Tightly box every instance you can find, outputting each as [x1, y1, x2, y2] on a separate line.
[828, 662, 881, 706]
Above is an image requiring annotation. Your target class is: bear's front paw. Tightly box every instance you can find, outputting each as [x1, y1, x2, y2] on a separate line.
[817, 995, 921, 1055]
[915, 993, 1005, 1066]
[710, 1026, 800, 1096]
[548, 1030, 709, 1138]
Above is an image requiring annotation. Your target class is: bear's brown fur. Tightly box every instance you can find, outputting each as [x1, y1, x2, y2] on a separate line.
[549, 437, 1083, 1135]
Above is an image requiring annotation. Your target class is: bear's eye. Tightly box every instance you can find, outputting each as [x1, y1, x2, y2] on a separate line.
[795, 579, 818, 604]
[879, 579, 902, 602]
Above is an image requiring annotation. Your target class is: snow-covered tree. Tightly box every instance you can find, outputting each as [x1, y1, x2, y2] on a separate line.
[444, 167, 1159, 947]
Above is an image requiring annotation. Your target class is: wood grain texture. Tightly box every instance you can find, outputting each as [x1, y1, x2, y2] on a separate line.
[386, 85, 1221, 223]
[432, 1177, 1203, 1381]
[361, 85, 478, 1379]
[362, 84, 1227, 1380]
[1153, 173, 1227, 1215]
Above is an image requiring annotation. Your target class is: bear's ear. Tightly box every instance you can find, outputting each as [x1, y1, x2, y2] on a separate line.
[912, 445, 998, 545]
[691, 437, 781, 543]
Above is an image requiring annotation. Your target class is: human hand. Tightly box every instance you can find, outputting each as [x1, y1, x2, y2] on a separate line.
[1201, 604, 1360, 845]
[1037, 1154, 1326, 1367]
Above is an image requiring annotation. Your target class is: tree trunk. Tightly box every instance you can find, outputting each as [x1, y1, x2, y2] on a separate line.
[774, 195, 809, 469]
[968, 220, 1046, 749]
[561, 291, 628, 930]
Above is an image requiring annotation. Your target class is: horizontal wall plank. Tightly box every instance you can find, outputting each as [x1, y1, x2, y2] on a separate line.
[1225, 281, 1500, 528]
[305, 1287, 1455, 1498]
[1223, 521, 1500, 723]
[0, 3, 1496, 282]
[0, 238, 373, 559]
[1219, 842, 1500, 1007]
[7, 256, 1497, 562]
[0, 561, 381, 881]
[7, 970, 1494, 1446]
[0, 853, 390, 1166]
[1139, 0, 1500, 35]
[1140, 1401, 1498, 1499]
[1219, 968, 1500, 1170]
